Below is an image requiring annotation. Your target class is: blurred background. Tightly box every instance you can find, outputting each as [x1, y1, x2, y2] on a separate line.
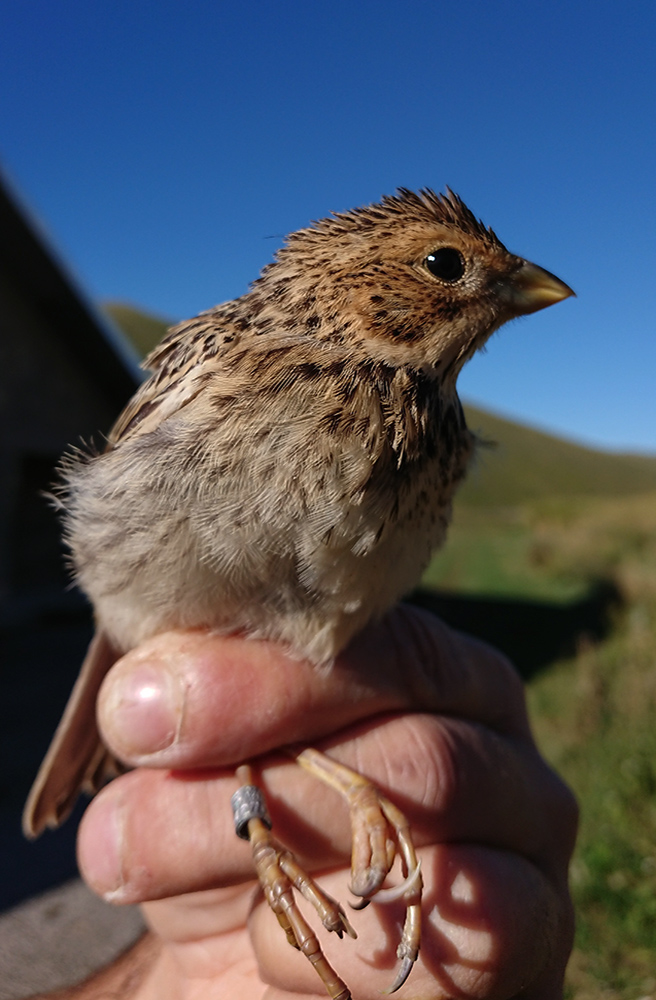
[1, 2, 655, 997]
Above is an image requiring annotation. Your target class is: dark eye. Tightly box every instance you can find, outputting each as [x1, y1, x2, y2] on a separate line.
[424, 247, 465, 282]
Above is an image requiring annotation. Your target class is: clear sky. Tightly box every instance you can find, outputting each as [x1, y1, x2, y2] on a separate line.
[2, 1, 655, 452]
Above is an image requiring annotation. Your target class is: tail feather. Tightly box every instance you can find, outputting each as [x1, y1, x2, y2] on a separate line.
[23, 630, 121, 837]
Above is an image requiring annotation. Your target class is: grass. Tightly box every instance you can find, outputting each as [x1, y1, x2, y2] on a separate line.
[527, 495, 656, 998]
[428, 492, 656, 999]
[423, 504, 587, 601]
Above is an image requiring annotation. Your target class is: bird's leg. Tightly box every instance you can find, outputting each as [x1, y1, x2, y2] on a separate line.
[232, 763, 355, 1000]
[294, 747, 423, 993]
[232, 748, 422, 997]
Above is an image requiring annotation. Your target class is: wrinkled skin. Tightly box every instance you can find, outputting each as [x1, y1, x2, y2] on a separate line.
[39, 607, 577, 1000]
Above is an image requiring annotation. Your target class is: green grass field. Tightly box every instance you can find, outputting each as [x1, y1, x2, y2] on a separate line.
[427, 492, 656, 999]
[107, 302, 656, 998]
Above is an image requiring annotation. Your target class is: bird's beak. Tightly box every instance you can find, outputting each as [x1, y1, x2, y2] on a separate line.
[503, 260, 575, 316]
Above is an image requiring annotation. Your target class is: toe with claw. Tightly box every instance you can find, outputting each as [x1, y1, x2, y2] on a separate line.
[233, 750, 423, 998]
[233, 767, 356, 1000]
[295, 747, 423, 993]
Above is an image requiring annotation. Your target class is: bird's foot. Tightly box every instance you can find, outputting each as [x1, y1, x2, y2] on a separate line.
[232, 773, 355, 1000]
[232, 748, 422, 998]
[295, 747, 422, 993]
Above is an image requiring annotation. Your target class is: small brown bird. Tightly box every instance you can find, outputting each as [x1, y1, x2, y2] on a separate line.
[24, 189, 573, 999]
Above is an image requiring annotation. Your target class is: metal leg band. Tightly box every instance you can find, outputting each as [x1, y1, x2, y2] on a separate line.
[231, 784, 272, 840]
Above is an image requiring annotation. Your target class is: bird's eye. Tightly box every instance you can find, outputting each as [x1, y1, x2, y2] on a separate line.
[424, 247, 465, 282]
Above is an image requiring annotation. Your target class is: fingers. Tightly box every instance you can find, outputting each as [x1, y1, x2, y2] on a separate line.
[78, 767, 251, 902]
[96, 604, 531, 770]
[348, 603, 532, 739]
[77, 713, 576, 904]
[78, 613, 575, 1000]
[250, 845, 573, 1000]
[136, 845, 572, 1000]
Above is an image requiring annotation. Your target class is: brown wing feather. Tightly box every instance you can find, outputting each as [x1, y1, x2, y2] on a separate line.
[23, 630, 122, 837]
[109, 311, 242, 446]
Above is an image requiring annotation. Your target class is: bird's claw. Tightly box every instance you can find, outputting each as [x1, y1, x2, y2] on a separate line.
[236, 751, 423, 998]
[295, 748, 423, 995]
[362, 860, 423, 905]
[385, 955, 415, 995]
[245, 811, 355, 999]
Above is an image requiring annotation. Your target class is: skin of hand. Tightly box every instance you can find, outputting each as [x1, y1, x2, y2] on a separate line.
[59, 605, 576, 1000]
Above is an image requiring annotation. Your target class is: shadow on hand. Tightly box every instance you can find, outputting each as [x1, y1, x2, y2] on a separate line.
[408, 578, 622, 680]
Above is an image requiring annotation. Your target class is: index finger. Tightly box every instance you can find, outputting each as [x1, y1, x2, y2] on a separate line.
[97, 603, 532, 769]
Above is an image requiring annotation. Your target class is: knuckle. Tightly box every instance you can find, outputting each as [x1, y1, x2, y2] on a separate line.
[474, 640, 529, 724]
[523, 748, 580, 871]
[393, 605, 532, 735]
[378, 716, 460, 816]
[544, 766, 580, 856]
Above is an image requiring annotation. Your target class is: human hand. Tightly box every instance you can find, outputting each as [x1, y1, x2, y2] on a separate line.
[73, 605, 577, 999]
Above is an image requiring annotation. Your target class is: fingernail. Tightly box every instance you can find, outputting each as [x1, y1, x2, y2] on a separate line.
[78, 790, 126, 899]
[99, 660, 185, 757]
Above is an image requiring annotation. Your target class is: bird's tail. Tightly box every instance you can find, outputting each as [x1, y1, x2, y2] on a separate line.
[23, 629, 122, 838]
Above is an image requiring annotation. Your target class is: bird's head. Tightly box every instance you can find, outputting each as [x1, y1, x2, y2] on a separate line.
[260, 188, 574, 377]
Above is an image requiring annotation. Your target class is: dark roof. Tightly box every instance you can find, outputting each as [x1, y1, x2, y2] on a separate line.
[0, 171, 146, 914]
[0, 170, 142, 403]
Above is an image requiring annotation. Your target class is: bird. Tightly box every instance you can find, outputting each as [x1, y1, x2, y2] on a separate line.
[23, 188, 573, 999]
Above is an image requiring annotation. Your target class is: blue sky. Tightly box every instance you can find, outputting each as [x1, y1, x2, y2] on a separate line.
[2, 1, 655, 452]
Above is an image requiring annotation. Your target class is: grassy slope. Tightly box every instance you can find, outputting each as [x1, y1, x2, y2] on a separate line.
[461, 405, 656, 505]
[521, 494, 656, 998]
[106, 301, 656, 997]
[425, 491, 656, 998]
[104, 301, 170, 359]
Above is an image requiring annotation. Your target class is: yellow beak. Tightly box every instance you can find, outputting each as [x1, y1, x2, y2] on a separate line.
[505, 260, 575, 316]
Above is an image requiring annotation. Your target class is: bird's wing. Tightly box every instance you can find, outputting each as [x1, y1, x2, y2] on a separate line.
[109, 310, 240, 445]
[109, 308, 328, 448]
[23, 630, 123, 837]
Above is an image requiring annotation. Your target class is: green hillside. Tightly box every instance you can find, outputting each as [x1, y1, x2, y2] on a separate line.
[104, 301, 170, 358]
[461, 406, 656, 505]
[104, 301, 656, 506]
